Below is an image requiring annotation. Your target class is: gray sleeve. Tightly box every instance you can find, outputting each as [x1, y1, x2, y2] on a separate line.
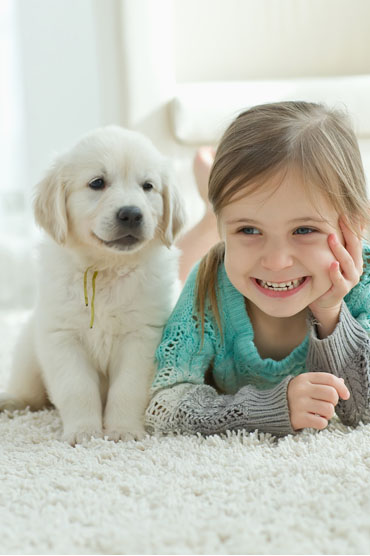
[145, 376, 295, 437]
[306, 302, 370, 426]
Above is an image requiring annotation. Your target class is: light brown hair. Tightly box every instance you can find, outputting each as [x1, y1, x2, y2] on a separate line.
[196, 101, 370, 339]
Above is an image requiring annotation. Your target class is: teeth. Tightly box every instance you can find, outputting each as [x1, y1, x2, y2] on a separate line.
[258, 278, 305, 291]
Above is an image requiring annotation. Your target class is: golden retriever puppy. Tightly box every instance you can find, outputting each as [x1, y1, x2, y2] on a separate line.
[0, 126, 185, 444]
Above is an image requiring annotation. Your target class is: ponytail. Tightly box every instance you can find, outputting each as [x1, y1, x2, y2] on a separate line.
[195, 241, 225, 345]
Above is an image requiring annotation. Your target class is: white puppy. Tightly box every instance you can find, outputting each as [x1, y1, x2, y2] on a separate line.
[0, 126, 185, 444]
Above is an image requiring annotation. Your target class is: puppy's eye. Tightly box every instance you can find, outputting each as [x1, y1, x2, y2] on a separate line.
[142, 182, 153, 192]
[89, 177, 105, 190]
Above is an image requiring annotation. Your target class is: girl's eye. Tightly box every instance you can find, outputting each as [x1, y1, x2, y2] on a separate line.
[142, 182, 154, 192]
[240, 227, 260, 235]
[89, 177, 105, 190]
[294, 227, 316, 235]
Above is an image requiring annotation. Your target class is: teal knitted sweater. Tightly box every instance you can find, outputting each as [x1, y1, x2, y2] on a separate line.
[146, 244, 370, 436]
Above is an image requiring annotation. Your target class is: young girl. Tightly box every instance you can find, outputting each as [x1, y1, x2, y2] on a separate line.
[145, 101, 370, 437]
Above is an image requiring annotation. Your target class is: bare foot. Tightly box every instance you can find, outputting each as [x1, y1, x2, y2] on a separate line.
[193, 146, 216, 209]
[178, 146, 218, 282]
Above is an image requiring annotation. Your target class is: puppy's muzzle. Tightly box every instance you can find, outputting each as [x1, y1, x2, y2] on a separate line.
[96, 205, 144, 250]
[95, 206, 146, 251]
[116, 206, 143, 229]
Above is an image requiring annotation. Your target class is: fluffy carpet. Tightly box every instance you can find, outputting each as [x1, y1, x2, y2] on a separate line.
[1, 309, 370, 555]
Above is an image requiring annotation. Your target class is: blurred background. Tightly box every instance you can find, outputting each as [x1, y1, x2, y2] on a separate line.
[1, 0, 370, 309]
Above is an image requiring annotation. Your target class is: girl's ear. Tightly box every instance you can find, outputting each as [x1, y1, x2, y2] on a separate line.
[160, 169, 186, 247]
[33, 160, 68, 244]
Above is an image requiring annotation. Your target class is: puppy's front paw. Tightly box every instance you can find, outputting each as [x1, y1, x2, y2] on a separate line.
[63, 428, 103, 446]
[104, 425, 146, 442]
[0, 393, 27, 411]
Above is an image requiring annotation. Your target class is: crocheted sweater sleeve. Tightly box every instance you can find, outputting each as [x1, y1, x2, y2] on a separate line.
[146, 264, 294, 437]
[306, 244, 370, 426]
[150, 264, 216, 392]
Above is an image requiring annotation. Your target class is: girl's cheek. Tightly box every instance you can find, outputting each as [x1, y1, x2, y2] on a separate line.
[314, 247, 336, 272]
[309, 244, 336, 289]
[307, 234, 337, 260]
[304, 240, 334, 280]
[319, 244, 337, 264]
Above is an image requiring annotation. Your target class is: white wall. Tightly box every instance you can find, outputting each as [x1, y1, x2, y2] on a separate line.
[174, 0, 370, 82]
[13, 0, 370, 186]
[15, 0, 124, 188]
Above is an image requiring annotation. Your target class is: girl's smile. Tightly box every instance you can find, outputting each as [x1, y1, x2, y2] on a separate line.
[252, 275, 310, 297]
[220, 166, 344, 318]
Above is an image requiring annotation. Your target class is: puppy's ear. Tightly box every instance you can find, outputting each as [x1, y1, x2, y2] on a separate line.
[160, 171, 186, 247]
[33, 160, 68, 244]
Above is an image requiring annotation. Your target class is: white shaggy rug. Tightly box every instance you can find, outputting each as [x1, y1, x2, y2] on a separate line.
[2, 309, 370, 555]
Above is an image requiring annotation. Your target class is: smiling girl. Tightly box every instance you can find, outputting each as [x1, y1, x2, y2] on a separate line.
[145, 101, 370, 436]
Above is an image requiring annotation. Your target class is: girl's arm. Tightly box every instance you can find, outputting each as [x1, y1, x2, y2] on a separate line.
[307, 227, 370, 426]
[146, 265, 295, 437]
[306, 302, 370, 427]
[145, 377, 294, 436]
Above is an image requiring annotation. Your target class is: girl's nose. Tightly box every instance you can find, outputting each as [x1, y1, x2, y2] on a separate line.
[260, 244, 294, 271]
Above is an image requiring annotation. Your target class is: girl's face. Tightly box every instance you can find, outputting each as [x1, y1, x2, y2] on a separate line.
[219, 166, 344, 318]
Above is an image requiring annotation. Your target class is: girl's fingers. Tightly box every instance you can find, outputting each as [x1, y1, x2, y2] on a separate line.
[307, 400, 335, 420]
[328, 234, 361, 283]
[330, 260, 346, 285]
[326, 262, 343, 298]
[311, 383, 339, 405]
[305, 413, 328, 430]
[339, 218, 364, 274]
[308, 372, 350, 399]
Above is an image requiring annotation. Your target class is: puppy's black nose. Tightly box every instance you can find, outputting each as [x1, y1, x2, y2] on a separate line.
[116, 206, 143, 228]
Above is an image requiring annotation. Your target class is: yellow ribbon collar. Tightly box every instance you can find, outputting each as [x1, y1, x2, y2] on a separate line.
[84, 267, 99, 328]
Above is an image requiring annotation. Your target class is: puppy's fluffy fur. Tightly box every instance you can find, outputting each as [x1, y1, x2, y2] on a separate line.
[0, 126, 185, 444]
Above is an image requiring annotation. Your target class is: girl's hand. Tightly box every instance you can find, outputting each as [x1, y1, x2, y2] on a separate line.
[308, 218, 363, 337]
[287, 372, 350, 431]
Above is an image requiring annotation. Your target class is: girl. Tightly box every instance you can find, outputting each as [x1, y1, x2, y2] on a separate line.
[145, 101, 370, 436]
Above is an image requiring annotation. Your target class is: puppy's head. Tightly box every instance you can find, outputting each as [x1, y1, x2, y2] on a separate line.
[34, 126, 185, 253]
